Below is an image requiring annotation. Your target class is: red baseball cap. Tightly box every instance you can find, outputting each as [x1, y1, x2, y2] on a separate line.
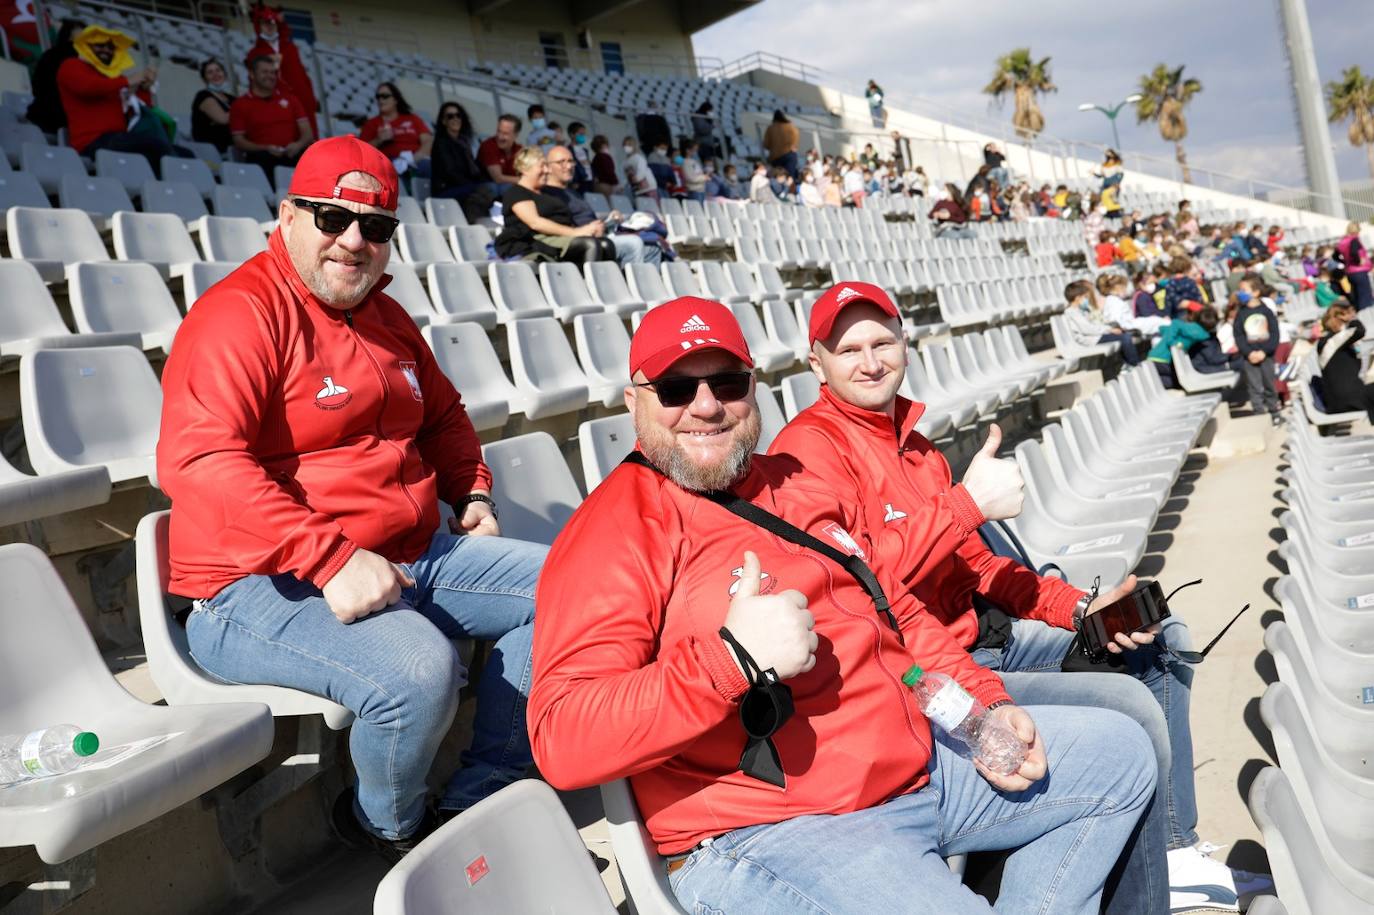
[629, 297, 753, 379]
[808, 281, 900, 345]
[287, 136, 399, 211]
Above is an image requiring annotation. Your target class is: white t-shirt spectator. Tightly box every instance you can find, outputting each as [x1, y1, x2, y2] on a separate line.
[1102, 293, 1169, 336]
[799, 179, 824, 208]
[681, 156, 706, 193]
[750, 172, 777, 203]
[842, 168, 865, 197]
[624, 150, 656, 194]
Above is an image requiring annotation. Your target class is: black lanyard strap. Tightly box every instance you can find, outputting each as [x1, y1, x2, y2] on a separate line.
[621, 451, 902, 639]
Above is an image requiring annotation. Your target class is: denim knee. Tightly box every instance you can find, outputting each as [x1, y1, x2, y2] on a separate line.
[365, 632, 463, 729]
[1097, 709, 1158, 808]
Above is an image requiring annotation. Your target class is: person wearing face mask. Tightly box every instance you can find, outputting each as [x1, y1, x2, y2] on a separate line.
[193, 58, 234, 153]
[565, 121, 592, 190]
[798, 170, 824, 208]
[679, 141, 706, 201]
[525, 103, 556, 149]
[1063, 279, 1140, 365]
[621, 136, 656, 199]
[247, 4, 317, 136]
[1133, 269, 1167, 322]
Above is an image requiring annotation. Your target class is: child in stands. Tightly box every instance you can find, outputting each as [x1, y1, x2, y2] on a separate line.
[1233, 276, 1283, 424]
[1095, 230, 1117, 267]
[1064, 278, 1140, 364]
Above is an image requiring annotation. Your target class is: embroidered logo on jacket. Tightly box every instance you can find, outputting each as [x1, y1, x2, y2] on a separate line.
[728, 565, 776, 596]
[399, 361, 423, 402]
[821, 522, 867, 560]
[883, 503, 908, 523]
[314, 376, 352, 410]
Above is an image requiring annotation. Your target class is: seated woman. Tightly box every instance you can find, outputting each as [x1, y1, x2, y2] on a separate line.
[360, 82, 432, 178]
[191, 59, 233, 153]
[430, 101, 491, 221]
[1317, 301, 1374, 421]
[495, 146, 614, 264]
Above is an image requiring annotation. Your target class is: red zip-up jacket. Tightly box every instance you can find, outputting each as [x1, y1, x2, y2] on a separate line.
[57, 57, 147, 153]
[769, 387, 1082, 649]
[528, 451, 1011, 855]
[157, 231, 491, 598]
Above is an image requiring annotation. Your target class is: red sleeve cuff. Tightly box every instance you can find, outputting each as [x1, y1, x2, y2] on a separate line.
[308, 537, 358, 590]
[699, 634, 750, 702]
[1048, 588, 1085, 631]
[947, 483, 986, 535]
[969, 677, 1012, 710]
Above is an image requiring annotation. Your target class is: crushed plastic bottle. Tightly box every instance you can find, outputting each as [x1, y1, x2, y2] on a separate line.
[0, 725, 99, 783]
[902, 665, 1026, 776]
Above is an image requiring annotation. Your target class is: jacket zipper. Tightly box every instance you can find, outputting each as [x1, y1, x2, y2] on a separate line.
[344, 309, 423, 528]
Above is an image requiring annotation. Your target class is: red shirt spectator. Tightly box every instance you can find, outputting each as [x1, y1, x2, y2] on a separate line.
[478, 135, 519, 179]
[57, 56, 130, 152]
[1095, 240, 1116, 268]
[361, 113, 430, 160]
[231, 88, 307, 148]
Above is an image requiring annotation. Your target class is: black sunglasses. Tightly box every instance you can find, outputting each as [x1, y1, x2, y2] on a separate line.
[635, 371, 753, 408]
[375, 92, 393, 100]
[292, 199, 399, 244]
[441, 111, 462, 120]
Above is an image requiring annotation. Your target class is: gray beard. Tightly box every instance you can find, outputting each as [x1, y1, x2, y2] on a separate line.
[640, 414, 761, 493]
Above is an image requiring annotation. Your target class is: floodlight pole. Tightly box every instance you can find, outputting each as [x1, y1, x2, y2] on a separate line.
[1077, 95, 1141, 152]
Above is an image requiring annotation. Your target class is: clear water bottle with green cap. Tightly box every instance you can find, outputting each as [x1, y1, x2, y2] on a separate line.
[902, 665, 1026, 776]
[0, 725, 100, 783]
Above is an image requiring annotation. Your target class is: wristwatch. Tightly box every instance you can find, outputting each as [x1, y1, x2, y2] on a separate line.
[1071, 593, 1093, 631]
[459, 493, 499, 520]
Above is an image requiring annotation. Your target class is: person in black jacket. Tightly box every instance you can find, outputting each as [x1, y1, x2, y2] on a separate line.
[26, 18, 84, 132]
[1317, 301, 1374, 421]
[430, 101, 492, 222]
[1233, 277, 1282, 424]
[634, 99, 671, 155]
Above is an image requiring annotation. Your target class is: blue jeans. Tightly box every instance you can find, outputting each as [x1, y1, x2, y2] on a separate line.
[670, 705, 1156, 915]
[610, 233, 662, 266]
[185, 532, 546, 840]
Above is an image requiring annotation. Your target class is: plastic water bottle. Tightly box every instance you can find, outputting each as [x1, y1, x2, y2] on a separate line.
[0, 725, 100, 783]
[902, 665, 1026, 775]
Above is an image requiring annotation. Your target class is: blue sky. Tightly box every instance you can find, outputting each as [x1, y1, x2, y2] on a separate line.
[694, 0, 1373, 191]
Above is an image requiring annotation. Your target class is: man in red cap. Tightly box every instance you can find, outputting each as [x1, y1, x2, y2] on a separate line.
[157, 135, 546, 861]
[766, 282, 1261, 912]
[528, 296, 1156, 913]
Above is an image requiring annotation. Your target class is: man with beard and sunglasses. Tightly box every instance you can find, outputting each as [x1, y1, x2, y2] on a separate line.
[528, 296, 1157, 914]
[157, 136, 546, 861]
[765, 281, 1271, 913]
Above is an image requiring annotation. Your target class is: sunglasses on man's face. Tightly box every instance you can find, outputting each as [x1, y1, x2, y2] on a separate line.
[635, 371, 753, 408]
[292, 199, 400, 244]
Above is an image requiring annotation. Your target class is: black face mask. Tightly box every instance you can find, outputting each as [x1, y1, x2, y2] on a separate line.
[717, 627, 793, 787]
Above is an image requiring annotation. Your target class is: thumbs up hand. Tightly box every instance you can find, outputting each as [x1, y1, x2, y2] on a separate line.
[960, 424, 1025, 521]
[722, 551, 817, 680]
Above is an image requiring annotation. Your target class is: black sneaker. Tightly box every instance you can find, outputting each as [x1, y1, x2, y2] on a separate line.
[331, 789, 438, 864]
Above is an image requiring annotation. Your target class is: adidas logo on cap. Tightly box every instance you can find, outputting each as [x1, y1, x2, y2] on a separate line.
[835, 286, 863, 305]
[680, 314, 710, 333]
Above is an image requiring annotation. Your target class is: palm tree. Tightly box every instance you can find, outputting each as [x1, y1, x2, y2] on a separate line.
[983, 48, 1056, 139]
[1326, 66, 1374, 181]
[1133, 64, 1203, 183]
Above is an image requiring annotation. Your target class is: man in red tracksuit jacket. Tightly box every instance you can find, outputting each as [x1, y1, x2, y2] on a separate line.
[529, 296, 1155, 914]
[247, 4, 318, 137]
[768, 282, 1263, 913]
[157, 136, 546, 861]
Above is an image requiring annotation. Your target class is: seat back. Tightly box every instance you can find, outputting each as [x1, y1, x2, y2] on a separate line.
[426, 263, 499, 327]
[19, 346, 162, 480]
[95, 149, 156, 197]
[140, 179, 209, 222]
[725, 261, 761, 299]
[693, 260, 735, 299]
[21, 142, 84, 194]
[220, 161, 275, 199]
[781, 371, 821, 419]
[755, 382, 786, 452]
[0, 260, 69, 343]
[184, 261, 238, 308]
[626, 263, 670, 302]
[585, 260, 636, 306]
[578, 413, 636, 491]
[373, 780, 615, 915]
[598, 779, 689, 915]
[449, 226, 492, 262]
[113, 211, 202, 265]
[68, 262, 182, 338]
[490, 263, 555, 321]
[59, 173, 134, 218]
[661, 261, 703, 298]
[8, 206, 108, 265]
[540, 261, 598, 313]
[425, 197, 467, 229]
[385, 263, 437, 322]
[212, 185, 273, 221]
[421, 323, 516, 432]
[162, 157, 217, 198]
[0, 121, 45, 166]
[395, 197, 426, 225]
[481, 432, 582, 545]
[199, 215, 268, 262]
[397, 223, 456, 264]
[0, 171, 50, 209]
[573, 312, 631, 386]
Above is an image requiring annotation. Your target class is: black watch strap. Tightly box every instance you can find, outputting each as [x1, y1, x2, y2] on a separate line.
[459, 493, 498, 519]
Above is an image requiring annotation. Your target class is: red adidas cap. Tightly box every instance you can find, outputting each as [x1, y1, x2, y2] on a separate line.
[808, 281, 900, 346]
[287, 136, 399, 211]
[629, 297, 753, 379]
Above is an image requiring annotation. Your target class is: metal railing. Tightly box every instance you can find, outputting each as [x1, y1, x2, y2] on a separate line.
[705, 51, 828, 86]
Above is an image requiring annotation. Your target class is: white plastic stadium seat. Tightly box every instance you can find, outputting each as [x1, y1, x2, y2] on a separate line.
[425, 263, 500, 329]
[506, 317, 591, 419]
[212, 185, 275, 223]
[539, 262, 604, 322]
[161, 156, 217, 199]
[68, 262, 182, 354]
[8, 207, 110, 277]
[20, 346, 162, 485]
[424, 197, 467, 230]
[140, 179, 210, 223]
[395, 196, 426, 226]
[421, 323, 517, 432]
[584, 261, 645, 317]
[21, 141, 85, 195]
[578, 413, 635, 491]
[134, 512, 355, 728]
[599, 778, 690, 915]
[384, 263, 440, 326]
[573, 313, 632, 407]
[373, 779, 615, 915]
[489, 262, 556, 323]
[481, 432, 582, 545]
[0, 171, 51, 210]
[0, 543, 273, 864]
[197, 215, 268, 262]
[58, 174, 134, 231]
[183, 262, 238, 309]
[0, 449, 111, 528]
[781, 371, 821, 419]
[448, 226, 492, 263]
[112, 211, 202, 278]
[396, 223, 456, 266]
[625, 262, 672, 309]
[220, 161, 276, 201]
[95, 149, 156, 199]
[0, 260, 140, 358]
